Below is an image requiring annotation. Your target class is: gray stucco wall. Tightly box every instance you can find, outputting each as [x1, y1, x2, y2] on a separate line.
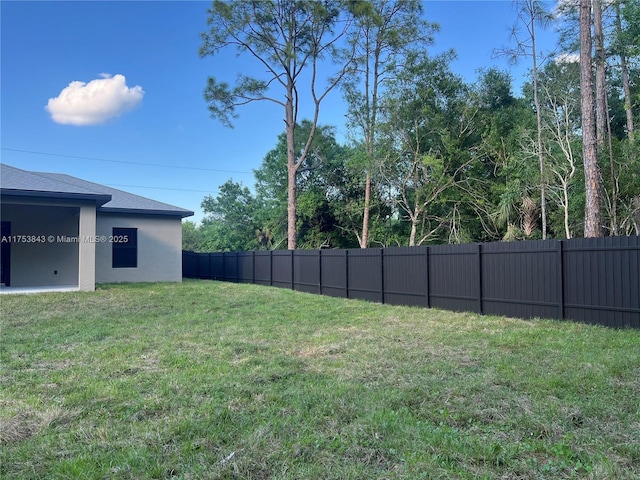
[1, 202, 81, 287]
[95, 213, 183, 283]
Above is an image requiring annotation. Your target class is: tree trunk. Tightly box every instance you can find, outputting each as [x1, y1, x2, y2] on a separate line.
[563, 179, 571, 239]
[409, 198, 420, 247]
[593, 0, 619, 234]
[580, 0, 602, 237]
[287, 164, 297, 250]
[606, 92, 619, 235]
[621, 55, 635, 143]
[409, 213, 417, 247]
[593, 0, 607, 147]
[615, 3, 635, 142]
[530, 10, 547, 240]
[616, 2, 637, 237]
[361, 171, 371, 248]
[634, 197, 640, 235]
[621, 66, 635, 142]
[359, 28, 379, 250]
[286, 84, 297, 250]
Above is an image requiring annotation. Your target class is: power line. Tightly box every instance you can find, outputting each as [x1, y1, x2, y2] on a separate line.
[106, 184, 215, 194]
[1, 147, 252, 175]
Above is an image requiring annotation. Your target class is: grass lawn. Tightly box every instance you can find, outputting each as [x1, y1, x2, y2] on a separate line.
[1, 280, 639, 479]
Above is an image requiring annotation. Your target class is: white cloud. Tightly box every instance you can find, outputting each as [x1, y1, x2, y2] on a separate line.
[555, 52, 580, 64]
[46, 74, 144, 126]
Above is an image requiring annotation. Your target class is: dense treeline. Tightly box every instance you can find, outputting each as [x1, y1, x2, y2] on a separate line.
[185, 0, 639, 252]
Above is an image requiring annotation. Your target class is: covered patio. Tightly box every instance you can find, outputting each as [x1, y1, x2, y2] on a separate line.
[1, 198, 105, 292]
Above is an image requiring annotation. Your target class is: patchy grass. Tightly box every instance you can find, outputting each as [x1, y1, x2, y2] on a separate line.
[1, 280, 639, 479]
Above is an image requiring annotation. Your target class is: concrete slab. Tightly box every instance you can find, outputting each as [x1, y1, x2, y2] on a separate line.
[0, 285, 79, 295]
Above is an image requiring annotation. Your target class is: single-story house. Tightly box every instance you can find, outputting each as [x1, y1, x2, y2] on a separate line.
[0, 163, 193, 292]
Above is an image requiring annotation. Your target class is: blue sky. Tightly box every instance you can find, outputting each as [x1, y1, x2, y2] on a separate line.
[1, 1, 560, 223]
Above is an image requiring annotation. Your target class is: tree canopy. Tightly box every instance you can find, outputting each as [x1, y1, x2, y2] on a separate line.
[189, 0, 640, 252]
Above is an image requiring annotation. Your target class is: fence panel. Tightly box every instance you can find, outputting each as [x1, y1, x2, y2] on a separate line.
[182, 235, 640, 328]
[563, 236, 640, 328]
[182, 251, 198, 278]
[294, 250, 321, 294]
[429, 243, 480, 313]
[238, 252, 254, 284]
[197, 253, 211, 279]
[222, 252, 238, 282]
[482, 240, 561, 320]
[203, 253, 222, 280]
[254, 251, 272, 286]
[321, 249, 348, 298]
[348, 248, 383, 302]
[272, 250, 293, 289]
[383, 246, 429, 307]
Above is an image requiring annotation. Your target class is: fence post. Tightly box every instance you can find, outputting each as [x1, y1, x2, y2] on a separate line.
[380, 248, 385, 304]
[223, 252, 226, 282]
[236, 252, 240, 283]
[477, 243, 483, 315]
[221, 252, 225, 282]
[318, 249, 323, 295]
[425, 246, 430, 309]
[345, 249, 349, 299]
[269, 250, 273, 287]
[291, 250, 295, 291]
[252, 251, 255, 285]
[557, 240, 565, 320]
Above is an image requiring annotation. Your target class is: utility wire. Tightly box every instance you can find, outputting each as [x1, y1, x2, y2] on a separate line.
[1, 147, 252, 175]
[106, 184, 215, 194]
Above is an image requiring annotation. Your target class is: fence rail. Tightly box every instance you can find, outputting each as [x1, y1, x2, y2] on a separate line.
[183, 236, 640, 329]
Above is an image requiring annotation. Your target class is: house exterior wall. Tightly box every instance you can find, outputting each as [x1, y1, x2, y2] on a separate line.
[0, 201, 84, 287]
[78, 205, 96, 291]
[95, 213, 183, 283]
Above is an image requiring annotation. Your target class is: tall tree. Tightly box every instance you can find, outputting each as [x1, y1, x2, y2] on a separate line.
[616, 1, 640, 233]
[614, 1, 636, 142]
[580, 0, 603, 236]
[539, 60, 582, 238]
[613, 1, 640, 234]
[472, 68, 537, 241]
[254, 121, 359, 248]
[200, 0, 356, 249]
[594, 0, 608, 146]
[201, 180, 259, 251]
[496, 0, 555, 239]
[555, 0, 638, 236]
[593, 0, 620, 234]
[343, 0, 437, 248]
[182, 221, 205, 252]
[378, 54, 474, 246]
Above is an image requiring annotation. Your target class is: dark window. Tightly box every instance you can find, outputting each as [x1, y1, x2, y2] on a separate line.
[112, 228, 137, 268]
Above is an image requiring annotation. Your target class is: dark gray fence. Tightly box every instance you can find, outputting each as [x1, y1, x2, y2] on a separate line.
[183, 236, 640, 329]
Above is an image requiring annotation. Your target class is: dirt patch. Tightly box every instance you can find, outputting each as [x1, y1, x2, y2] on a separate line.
[292, 344, 346, 358]
[0, 406, 81, 445]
